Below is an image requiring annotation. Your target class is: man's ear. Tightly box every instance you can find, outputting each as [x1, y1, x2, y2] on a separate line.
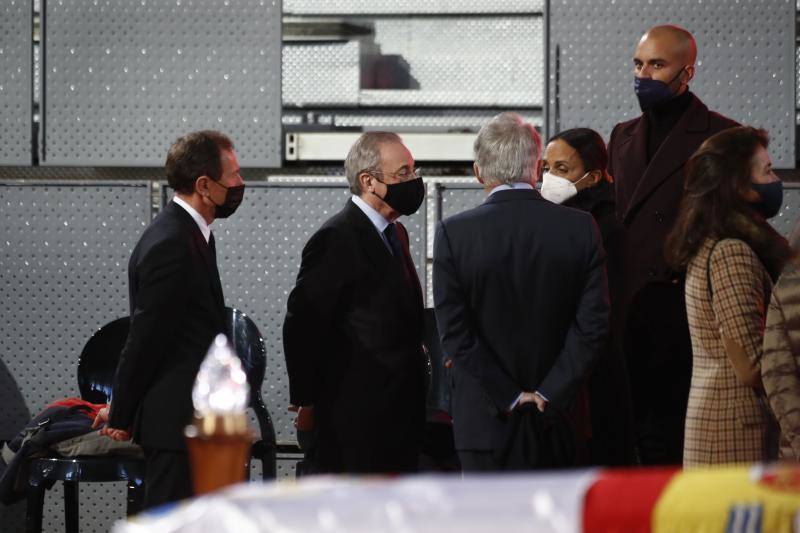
[590, 169, 603, 185]
[194, 175, 211, 197]
[683, 64, 695, 84]
[473, 163, 484, 185]
[358, 171, 373, 193]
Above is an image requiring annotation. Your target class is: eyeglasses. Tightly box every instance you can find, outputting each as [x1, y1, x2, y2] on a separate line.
[368, 167, 422, 181]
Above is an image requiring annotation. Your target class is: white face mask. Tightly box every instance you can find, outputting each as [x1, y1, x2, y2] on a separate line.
[540, 171, 589, 204]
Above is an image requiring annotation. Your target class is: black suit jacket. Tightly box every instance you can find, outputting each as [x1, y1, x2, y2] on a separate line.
[433, 188, 609, 452]
[109, 201, 226, 451]
[283, 199, 426, 473]
[608, 93, 739, 307]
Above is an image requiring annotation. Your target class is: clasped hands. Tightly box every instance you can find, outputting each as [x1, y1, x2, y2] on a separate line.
[92, 406, 132, 441]
[443, 359, 546, 413]
[518, 391, 547, 413]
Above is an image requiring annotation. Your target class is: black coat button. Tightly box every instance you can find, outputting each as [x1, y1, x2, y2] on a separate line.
[655, 211, 665, 223]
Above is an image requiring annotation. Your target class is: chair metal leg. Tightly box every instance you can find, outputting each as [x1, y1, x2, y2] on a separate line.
[25, 485, 45, 533]
[63, 480, 79, 533]
[126, 480, 145, 516]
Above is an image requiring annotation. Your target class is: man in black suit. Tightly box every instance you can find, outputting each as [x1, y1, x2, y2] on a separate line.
[433, 113, 608, 471]
[283, 132, 427, 474]
[608, 25, 738, 464]
[93, 130, 245, 508]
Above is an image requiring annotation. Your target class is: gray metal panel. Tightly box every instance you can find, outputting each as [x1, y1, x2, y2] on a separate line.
[0, 181, 150, 533]
[331, 109, 542, 131]
[437, 183, 485, 221]
[0, 0, 32, 165]
[284, 0, 543, 15]
[358, 16, 543, 108]
[164, 182, 427, 443]
[548, 0, 796, 168]
[42, 0, 282, 167]
[0, 482, 128, 533]
[283, 42, 360, 107]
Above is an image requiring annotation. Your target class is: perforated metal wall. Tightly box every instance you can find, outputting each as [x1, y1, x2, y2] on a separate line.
[283, 42, 360, 107]
[0, 0, 32, 165]
[547, 0, 796, 168]
[358, 16, 543, 108]
[436, 183, 485, 222]
[41, 0, 282, 166]
[329, 110, 543, 131]
[163, 181, 427, 443]
[284, 0, 543, 15]
[0, 181, 150, 533]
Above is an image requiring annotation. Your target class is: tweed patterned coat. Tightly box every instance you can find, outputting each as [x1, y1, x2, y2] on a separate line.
[762, 258, 800, 460]
[683, 238, 775, 467]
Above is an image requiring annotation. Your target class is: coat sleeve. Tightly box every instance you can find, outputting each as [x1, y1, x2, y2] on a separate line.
[709, 240, 768, 386]
[282, 226, 347, 407]
[432, 221, 522, 412]
[537, 218, 609, 411]
[109, 235, 191, 429]
[762, 273, 800, 459]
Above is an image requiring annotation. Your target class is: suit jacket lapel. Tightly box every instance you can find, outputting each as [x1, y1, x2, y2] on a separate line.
[396, 221, 424, 310]
[614, 118, 648, 216]
[167, 202, 225, 310]
[623, 95, 711, 223]
[343, 200, 418, 311]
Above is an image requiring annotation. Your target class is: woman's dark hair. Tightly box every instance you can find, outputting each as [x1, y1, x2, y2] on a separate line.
[665, 126, 791, 280]
[548, 128, 612, 182]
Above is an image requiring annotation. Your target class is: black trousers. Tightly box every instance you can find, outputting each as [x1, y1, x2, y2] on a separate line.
[143, 448, 193, 510]
[458, 450, 498, 472]
[625, 282, 693, 466]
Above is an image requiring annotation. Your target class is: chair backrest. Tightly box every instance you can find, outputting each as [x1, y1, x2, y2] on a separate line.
[423, 308, 451, 415]
[223, 309, 274, 437]
[77, 317, 131, 404]
[77, 308, 272, 423]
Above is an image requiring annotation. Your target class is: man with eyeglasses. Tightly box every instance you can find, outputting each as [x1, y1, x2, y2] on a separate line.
[283, 131, 427, 474]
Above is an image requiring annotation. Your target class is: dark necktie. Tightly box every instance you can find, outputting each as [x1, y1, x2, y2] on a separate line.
[208, 232, 217, 261]
[383, 223, 419, 296]
[207, 232, 224, 305]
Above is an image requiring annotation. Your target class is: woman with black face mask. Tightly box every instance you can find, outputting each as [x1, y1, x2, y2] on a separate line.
[541, 128, 634, 466]
[665, 126, 793, 468]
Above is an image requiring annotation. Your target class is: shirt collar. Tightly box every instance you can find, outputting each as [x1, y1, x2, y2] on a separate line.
[172, 195, 211, 243]
[351, 195, 392, 234]
[487, 181, 534, 197]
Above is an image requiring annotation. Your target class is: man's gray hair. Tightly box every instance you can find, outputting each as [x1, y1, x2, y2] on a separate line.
[473, 113, 542, 186]
[345, 131, 403, 195]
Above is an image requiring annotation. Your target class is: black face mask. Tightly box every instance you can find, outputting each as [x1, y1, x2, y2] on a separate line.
[634, 67, 686, 111]
[750, 181, 783, 219]
[210, 181, 245, 219]
[372, 177, 425, 216]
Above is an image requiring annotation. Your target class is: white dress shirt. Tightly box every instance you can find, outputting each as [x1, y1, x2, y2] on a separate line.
[487, 181, 534, 197]
[351, 195, 393, 252]
[172, 195, 211, 243]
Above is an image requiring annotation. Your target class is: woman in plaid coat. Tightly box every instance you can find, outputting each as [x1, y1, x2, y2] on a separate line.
[762, 256, 800, 460]
[665, 127, 792, 467]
